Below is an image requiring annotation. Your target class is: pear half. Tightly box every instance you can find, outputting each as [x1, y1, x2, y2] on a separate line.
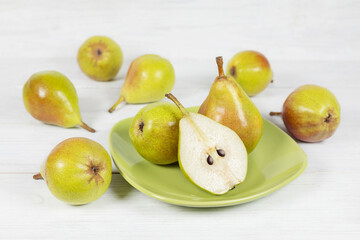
[166, 93, 248, 195]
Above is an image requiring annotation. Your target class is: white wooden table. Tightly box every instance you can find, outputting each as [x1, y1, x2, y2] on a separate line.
[1, 0, 359, 239]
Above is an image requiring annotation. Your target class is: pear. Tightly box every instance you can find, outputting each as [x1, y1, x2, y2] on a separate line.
[23, 71, 95, 132]
[129, 102, 182, 165]
[166, 93, 248, 195]
[270, 85, 340, 142]
[108, 54, 175, 113]
[33, 137, 112, 205]
[77, 36, 123, 81]
[227, 50, 273, 96]
[199, 57, 263, 153]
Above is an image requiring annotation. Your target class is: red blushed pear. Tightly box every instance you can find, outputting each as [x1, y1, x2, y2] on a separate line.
[199, 57, 263, 153]
[23, 71, 95, 132]
[270, 85, 341, 142]
[108, 54, 175, 113]
[33, 137, 112, 205]
[227, 50, 273, 96]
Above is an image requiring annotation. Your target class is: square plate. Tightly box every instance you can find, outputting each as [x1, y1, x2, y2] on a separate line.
[109, 107, 307, 207]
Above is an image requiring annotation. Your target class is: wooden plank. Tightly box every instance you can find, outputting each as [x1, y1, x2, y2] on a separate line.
[0, 0, 359, 62]
[0, 172, 359, 239]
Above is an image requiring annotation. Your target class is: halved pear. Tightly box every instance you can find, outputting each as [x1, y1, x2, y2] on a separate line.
[166, 93, 248, 195]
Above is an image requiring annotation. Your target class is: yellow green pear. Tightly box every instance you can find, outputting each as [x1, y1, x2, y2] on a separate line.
[108, 54, 175, 113]
[129, 102, 182, 165]
[23, 71, 95, 132]
[270, 85, 340, 142]
[227, 50, 273, 96]
[199, 57, 263, 153]
[34, 137, 112, 205]
[77, 36, 123, 81]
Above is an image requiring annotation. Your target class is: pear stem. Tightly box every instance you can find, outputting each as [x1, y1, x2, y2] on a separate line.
[33, 173, 43, 180]
[80, 121, 96, 133]
[269, 112, 282, 116]
[109, 96, 125, 113]
[216, 56, 225, 77]
[165, 93, 189, 117]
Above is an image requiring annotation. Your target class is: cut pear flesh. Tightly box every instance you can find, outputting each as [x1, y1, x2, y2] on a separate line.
[179, 112, 248, 195]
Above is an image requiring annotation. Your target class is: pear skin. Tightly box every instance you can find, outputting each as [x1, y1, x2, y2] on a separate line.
[129, 102, 182, 165]
[23, 71, 95, 132]
[77, 36, 123, 81]
[227, 50, 273, 96]
[109, 54, 175, 112]
[34, 137, 112, 205]
[199, 57, 263, 153]
[270, 85, 340, 142]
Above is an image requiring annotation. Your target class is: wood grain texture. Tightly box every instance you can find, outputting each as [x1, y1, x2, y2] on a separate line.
[0, 173, 359, 239]
[0, 0, 359, 239]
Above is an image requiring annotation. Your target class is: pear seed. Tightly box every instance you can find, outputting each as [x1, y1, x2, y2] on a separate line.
[216, 149, 225, 157]
[207, 155, 214, 165]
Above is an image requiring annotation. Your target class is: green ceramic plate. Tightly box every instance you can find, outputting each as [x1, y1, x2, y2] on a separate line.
[109, 107, 307, 207]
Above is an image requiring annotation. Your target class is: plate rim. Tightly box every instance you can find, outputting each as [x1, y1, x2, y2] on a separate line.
[109, 114, 308, 208]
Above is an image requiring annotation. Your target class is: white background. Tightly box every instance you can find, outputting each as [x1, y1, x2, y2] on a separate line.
[1, 0, 359, 239]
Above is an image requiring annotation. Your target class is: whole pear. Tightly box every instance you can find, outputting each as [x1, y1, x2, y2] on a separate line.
[77, 36, 123, 81]
[23, 71, 95, 132]
[129, 102, 182, 165]
[33, 137, 112, 205]
[199, 57, 263, 153]
[227, 50, 273, 96]
[108, 54, 175, 113]
[270, 85, 340, 142]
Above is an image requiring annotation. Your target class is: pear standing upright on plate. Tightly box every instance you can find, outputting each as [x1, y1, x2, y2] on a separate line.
[270, 85, 341, 142]
[108, 54, 175, 113]
[23, 71, 95, 132]
[166, 93, 248, 195]
[199, 57, 263, 153]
